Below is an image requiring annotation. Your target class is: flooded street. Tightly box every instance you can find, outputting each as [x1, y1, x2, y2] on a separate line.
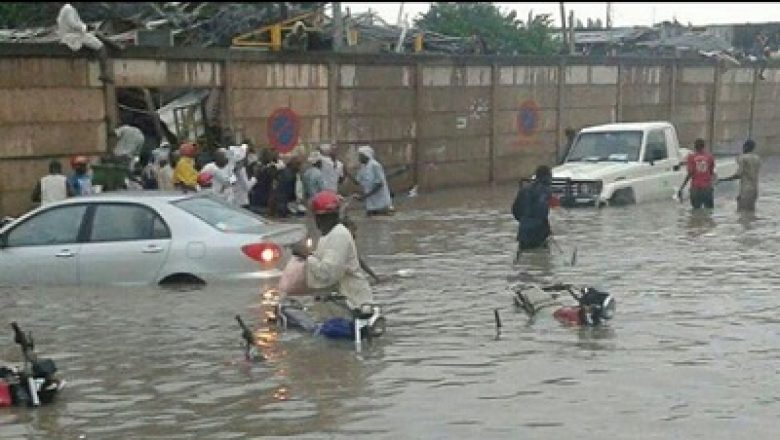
[3, 158, 780, 439]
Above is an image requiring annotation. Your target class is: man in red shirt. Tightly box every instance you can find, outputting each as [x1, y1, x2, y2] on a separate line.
[678, 138, 716, 209]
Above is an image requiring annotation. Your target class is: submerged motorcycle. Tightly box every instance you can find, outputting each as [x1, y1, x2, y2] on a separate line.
[0, 322, 65, 408]
[511, 283, 616, 326]
[269, 294, 386, 352]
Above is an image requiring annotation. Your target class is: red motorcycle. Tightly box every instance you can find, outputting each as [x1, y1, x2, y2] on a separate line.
[512, 283, 615, 326]
[0, 323, 65, 408]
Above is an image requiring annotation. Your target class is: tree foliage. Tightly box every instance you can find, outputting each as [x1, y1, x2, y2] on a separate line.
[414, 2, 558, 55]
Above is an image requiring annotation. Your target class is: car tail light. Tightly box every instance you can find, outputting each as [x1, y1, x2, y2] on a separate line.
[242, 242, 282, 267]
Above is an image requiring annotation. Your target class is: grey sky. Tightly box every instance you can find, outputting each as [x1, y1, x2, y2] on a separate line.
[342, 2, 780, 27]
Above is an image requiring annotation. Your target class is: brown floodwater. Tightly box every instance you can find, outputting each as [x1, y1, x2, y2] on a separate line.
[1, 158, 779, 439]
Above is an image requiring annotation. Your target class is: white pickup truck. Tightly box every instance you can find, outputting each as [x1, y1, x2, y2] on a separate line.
[551, 121, 738, 207]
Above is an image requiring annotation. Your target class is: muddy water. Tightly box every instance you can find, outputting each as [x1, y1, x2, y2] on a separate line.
[2, 158, 780, 439]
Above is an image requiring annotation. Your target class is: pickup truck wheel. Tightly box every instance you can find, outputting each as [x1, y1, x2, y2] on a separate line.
[610, 188, 636, 206]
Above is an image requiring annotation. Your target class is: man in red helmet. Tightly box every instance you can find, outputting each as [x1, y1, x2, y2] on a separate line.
[293, 190, 373, 317]
[67, 155, 93, 196]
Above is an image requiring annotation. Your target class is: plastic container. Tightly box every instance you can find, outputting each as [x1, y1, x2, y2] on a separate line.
[91, 163, 130, 191]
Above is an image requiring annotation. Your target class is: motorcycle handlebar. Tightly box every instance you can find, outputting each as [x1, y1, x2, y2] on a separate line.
[235, 315, 256, 345]
[11, 322, 27, 347]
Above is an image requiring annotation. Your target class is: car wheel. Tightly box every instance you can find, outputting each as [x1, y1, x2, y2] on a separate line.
[610, 188, 636, 206]
[159, 273, 206, 287]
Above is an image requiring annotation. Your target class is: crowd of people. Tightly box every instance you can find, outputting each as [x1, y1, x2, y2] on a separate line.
[29, 141, 397, 220]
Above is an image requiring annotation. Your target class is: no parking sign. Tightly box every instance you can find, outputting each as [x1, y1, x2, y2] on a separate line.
[517, 100, 540, 137]
[267, 107, 300, 153]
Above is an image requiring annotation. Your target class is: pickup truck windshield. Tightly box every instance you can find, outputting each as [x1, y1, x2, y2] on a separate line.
[567, 131, 643, 162]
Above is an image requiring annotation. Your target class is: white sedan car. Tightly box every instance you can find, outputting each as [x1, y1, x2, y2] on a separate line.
[0, 192, 307, 286]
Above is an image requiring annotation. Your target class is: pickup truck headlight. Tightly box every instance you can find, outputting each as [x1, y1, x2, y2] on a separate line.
[576, 181, 602, 195]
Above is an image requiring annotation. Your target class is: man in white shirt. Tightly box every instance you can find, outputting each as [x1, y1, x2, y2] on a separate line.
[201, 148, 235, 203]
[319, 143, 345, 192]
[56, 3, 112, 83]
[32, 160, 71, 206]
[113, 125, 145, 158]
[293, 190, 373, 318]
[229, 144, 256, 209]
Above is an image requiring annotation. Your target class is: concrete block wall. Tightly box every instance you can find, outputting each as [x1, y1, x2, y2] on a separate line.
[229, 62, 329, 151]
[620, 65, 671, 123]
[750, 68, 780, 154]
[3, 45, 780, 216]
[564, 65, 618, 130]
[417, 65, 493, 189]
[337, 64, 415, 191]
[672, 66, 715, 149]
[495, 65, 559, 180]
[713, 68, 753, 152]
[0, 57, 106, 215]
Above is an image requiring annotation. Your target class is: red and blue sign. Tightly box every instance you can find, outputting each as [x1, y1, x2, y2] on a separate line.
[267, 107, 300, 153]
[517, 99, 540, 137]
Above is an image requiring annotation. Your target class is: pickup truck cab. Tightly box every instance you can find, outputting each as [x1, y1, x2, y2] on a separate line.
[551, 121, 738, 207]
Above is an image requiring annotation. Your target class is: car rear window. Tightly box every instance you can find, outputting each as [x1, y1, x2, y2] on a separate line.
[172, 196, 267, 234]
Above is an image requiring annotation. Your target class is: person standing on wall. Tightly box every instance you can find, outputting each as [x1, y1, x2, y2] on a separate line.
[678, 138, 716, 209]
[32, 159, 72, 206]
[721, 139, 761, 212]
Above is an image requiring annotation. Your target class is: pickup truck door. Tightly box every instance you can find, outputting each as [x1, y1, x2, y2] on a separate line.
[636, 128, 679, 201]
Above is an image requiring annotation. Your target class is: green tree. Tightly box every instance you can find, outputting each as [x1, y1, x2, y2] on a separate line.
[415, 2, 558, 55]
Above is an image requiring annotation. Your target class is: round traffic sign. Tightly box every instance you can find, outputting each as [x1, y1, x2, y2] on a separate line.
[267, 107, 300, 153]
[517, 100, 540, 137]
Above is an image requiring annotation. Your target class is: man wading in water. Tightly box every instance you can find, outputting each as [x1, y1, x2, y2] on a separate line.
[512, 165, 553, 259]
[721, 139, 761, 212]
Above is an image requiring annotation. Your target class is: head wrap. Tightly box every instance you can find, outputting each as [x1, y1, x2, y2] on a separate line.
[357, 145, 374, 159]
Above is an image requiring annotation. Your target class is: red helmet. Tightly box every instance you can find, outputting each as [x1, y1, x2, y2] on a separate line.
[197, 171, 213, 188]
[311, 190, 341, 214]
[179, 142, 198, 158]
[70, 155, 89, 167]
